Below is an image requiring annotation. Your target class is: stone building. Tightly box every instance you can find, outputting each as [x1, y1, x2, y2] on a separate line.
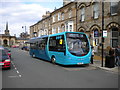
[0, 22, 16, 47]
[51, 2, 77, 34]
[30, 2, 77, 37]
[30, 11, 51, 38]
[15, 32, 30, 47]
[30, 1, 120, 50]
[77, 1, 120, 50]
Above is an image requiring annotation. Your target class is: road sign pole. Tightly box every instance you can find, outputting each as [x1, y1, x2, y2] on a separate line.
[101, 1, 104, 67]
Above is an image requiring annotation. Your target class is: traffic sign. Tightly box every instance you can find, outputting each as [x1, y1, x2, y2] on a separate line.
[103, 30, 107, 38]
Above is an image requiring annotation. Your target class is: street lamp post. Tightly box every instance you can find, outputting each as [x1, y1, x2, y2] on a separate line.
[22, 26, 27, 39]
[101, 0, 104, 67]
[22, 26, 26, 33]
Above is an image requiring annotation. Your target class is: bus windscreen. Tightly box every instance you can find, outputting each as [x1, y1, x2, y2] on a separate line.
[66, 33, 89, 56]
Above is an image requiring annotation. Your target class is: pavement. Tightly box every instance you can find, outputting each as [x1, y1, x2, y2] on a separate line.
[91, 55, 119, 73]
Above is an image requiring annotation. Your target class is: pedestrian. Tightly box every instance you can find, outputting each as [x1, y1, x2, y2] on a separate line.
[107, 47, 115, 68]
[109, 47, 115, 56]
[115, 45, 120, 66]
[91, 45, 95, 64]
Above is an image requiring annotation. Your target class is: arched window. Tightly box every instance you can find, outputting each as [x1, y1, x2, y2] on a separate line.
[11, 40, 14, 45]
[94, 29, 99, 37]
[111, 27, 119, 48]
[80, 7, 85, 22]
[93, 29, 99, 47]
[3, 39, 8, 46]
[61, 25, 65, 32]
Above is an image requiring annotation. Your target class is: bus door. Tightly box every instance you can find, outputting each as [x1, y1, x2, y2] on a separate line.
[38, 37, 48, 60]
[35, 41, 40, 57]
[49, 35, 66, 63]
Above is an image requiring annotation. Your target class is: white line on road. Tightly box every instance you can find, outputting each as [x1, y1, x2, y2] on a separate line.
[10, 61, 22, 78]
[17, 71, 19, 74]
[8, 76, 19, 78]
[19, 75, 22, 77]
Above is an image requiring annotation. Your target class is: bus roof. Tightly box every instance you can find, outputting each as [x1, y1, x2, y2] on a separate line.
[49, 32, 86, 37]
[30, 32, 86, 40]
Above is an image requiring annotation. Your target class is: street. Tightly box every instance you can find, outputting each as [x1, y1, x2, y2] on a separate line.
[2, 48, 118, 88]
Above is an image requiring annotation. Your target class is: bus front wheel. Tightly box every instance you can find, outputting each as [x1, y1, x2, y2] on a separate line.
[51, 57, 56, 64]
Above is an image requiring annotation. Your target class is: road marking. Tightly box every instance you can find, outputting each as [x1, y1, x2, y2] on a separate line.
[10, 61, 22, 78]
[17, 71, 19, 74]
[19, 75, 21, 77]
[8, 76, 19, 78]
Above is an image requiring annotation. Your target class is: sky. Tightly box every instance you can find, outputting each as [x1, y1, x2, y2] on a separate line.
[0, 0, 63, 37]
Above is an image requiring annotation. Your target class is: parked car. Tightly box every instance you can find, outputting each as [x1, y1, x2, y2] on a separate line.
[21, 46, 29, 51]
[4, 48, 11, 58]
[0, 49, 11, 69]
[11, 45, 19, 48]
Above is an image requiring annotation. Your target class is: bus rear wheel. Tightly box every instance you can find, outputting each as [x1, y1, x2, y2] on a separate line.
[51, 57, 56, 64]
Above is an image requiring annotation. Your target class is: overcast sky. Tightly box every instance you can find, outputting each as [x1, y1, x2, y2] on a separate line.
[0, 0, 63, 37]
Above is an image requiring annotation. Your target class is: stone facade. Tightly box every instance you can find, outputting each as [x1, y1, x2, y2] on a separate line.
[30, 11, 51, 38]
[0, 23, 16, 47]
[0, 23, 30, 47]
[30, 1, 120, 50]
[51, 2, 77, 34]
[30, 2, 77, 38]
[77, 2, 120, 50]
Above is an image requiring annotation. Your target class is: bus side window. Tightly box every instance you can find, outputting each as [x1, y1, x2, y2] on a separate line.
[39, 37, 48, 50]
[49, 35, 65, 52]
[49, 36, 57, 51]
[30, 43, 36, 49]
[38, 39, 42, 50]
[36, 41, 39, 48]
[57, 35, 65, 52]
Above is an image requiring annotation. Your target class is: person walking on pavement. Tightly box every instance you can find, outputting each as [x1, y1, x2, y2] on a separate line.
[108, 47, 115, 68]
[91, 45, 95, 64]
[115, 45, 120, 66]
[109, 47, 115, 56]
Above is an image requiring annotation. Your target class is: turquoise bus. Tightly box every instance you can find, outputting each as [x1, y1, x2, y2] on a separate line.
[29, 32, 91, 65]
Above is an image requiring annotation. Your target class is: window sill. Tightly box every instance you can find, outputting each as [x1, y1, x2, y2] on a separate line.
[110, 13, 118, 16]
[79, 20, 85, 23]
